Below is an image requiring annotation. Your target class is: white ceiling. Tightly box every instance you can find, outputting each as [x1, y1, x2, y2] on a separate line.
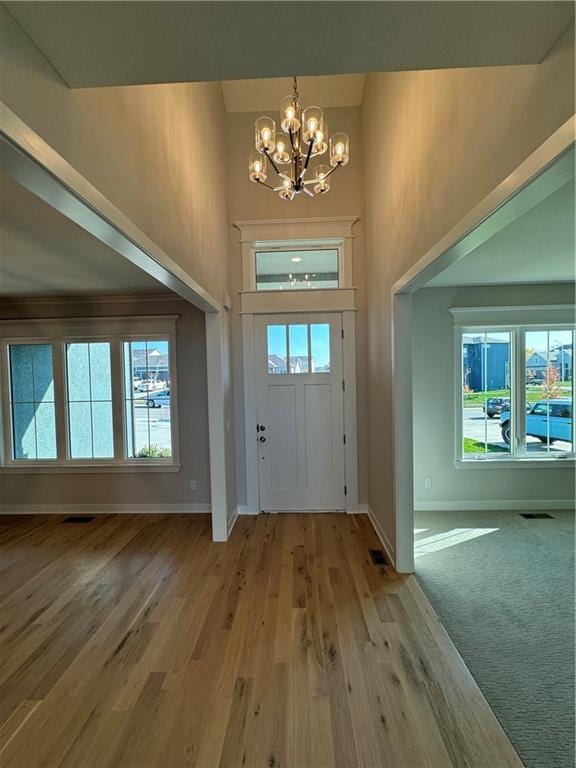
[427, 180, 576, 288]
[222, 75, 366, 114]
[5, 2, 574, 88]
[0, 172, 166, 296]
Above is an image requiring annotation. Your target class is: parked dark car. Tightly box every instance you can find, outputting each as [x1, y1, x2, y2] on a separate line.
[483, 397, 510, 418]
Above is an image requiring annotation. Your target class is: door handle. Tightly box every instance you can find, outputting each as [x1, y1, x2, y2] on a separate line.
[259, 436, 266, 443]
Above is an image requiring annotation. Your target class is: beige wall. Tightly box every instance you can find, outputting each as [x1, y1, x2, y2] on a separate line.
[0, 5, 230, 305]
[226, 107, 368, 506]
[362, 24, 575, 553]
[413, 284, 575, 507]
[0, 297, 211, 508]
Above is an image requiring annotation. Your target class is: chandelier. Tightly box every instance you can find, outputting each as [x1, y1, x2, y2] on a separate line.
[248, 77, 350, 200]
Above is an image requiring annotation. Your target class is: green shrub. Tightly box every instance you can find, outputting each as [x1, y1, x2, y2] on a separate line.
[137, 444, 172, 458]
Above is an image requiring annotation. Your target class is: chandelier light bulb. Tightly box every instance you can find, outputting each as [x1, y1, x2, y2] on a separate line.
[280, 95, 301, 133]
[312, 123, 328, 155]
[255, 116, 275, 153]
[273, 140, 290, 164]
[329, 132, 350, 167]
[302, 106, 324, 145]
[248, 151, 267, 183]
[313, 164, 331, 195]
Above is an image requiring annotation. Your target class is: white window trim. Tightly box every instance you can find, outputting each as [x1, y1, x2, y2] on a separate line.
[234, 217, 359, 292]
[0, 315, 180, 472]
[451, 308, 575, 468]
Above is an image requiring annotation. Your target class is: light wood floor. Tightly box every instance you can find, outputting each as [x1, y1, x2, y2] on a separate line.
[0, 513, 522, 768]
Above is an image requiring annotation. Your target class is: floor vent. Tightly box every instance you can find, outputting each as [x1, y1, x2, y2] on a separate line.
[369, 548, 387, 565]
[519, 513, 554, 519]
[63, 516, 95, 524]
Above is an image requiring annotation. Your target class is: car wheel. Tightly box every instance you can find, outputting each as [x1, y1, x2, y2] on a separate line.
[146, 399, 155, 409]
[501, 422, 511, 444]
[538, 436, 555, 444]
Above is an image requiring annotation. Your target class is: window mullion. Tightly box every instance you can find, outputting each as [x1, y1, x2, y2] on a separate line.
[513, 328, 525, 456]
[110, 340, 124, 460]
[53, 341, 68, 461]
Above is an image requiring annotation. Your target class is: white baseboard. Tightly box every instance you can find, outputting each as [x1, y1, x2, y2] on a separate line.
[346, 503, 369, 515]
[237, 504, 258, 515]
[415, 499, 574, 512]
[365, 505, 396, 569]
[0, 503, 211, 515]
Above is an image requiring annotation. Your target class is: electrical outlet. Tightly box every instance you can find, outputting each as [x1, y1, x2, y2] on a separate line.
[190, 480, 197, 491]
[424, 477, 432, 489]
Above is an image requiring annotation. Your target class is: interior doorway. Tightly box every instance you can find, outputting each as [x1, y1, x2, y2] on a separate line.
[255, 312, 346, 511]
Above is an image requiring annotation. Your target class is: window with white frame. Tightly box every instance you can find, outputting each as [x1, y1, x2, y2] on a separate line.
[1, 317, 178, 468]
[457, 323, 575, 461]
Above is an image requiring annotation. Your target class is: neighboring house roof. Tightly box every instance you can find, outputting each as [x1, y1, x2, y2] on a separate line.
[268, 354, 287, 369]
[551, 349, 572, 361]
[526, 352, 547, 367]
[464, 336, 509, 345]
[132, 349, 169, 368]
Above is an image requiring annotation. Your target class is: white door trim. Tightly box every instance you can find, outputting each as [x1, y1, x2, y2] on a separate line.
[242, 307, 359, 514]
[390, 116, 575, 573]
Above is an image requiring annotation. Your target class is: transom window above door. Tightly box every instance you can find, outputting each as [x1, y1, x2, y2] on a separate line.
[267, 322, 331, 374]
[255, 248, 339, 291]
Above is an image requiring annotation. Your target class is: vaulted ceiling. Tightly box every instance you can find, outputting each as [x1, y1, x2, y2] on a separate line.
[4, 1, 574, 88]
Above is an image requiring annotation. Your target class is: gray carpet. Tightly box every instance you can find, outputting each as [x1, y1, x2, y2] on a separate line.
[415, 509, 575, 768]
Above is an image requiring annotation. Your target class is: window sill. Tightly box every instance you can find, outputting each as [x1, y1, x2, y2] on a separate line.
[455, 456, 574, 469]
[0, 462, 181, 474]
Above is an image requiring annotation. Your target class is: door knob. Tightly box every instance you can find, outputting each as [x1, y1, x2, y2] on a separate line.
[259, 436, 266, 443]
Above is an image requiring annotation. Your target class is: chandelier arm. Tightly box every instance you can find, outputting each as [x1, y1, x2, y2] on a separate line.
[299, 137, 315, 180]
[302, 163, 341, 185]
[255, 179, 278, 191]
[262, 148, 282, 177]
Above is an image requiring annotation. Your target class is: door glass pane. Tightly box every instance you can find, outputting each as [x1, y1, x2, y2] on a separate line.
[289, 325, 309, 374]
[267, 325, 288, 374]
[123, 340, 172, 458]
[66, 342, 113, 459]
[9, 344, 57, 460]
[310, 324, 331, 373]
[255, 249, 339, 290]
[525, 329, 573, 453]
[462, 332, 512, 456]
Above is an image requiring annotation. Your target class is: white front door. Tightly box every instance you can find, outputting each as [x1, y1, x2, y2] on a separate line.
[255, 313, 346, 511]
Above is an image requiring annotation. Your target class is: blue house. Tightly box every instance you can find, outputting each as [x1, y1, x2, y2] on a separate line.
[463, 336, 510, 392]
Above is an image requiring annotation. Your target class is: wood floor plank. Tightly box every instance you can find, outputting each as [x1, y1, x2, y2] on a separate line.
[0, 512, 523, 768]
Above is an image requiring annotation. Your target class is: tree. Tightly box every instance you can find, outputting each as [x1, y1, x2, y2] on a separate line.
[542, 363, 561, 399]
